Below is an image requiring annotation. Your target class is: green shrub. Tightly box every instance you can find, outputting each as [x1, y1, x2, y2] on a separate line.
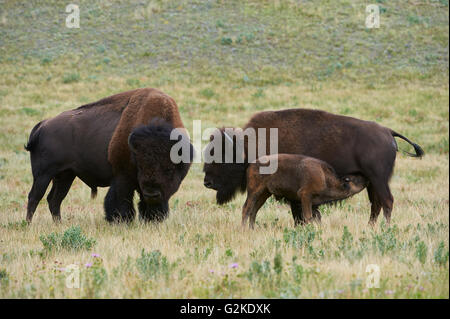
[40, 226, 96, 252]
[126, 78, 141, 87]
[221, 37, 232, 45]
[0, 268, 9, 285]
[199, 88, 215, 99]
[415, 241, 428, 264]
[136, 249, 170, 280]
[62, 73, 80, 83]
[371, 225, 399, 255]
[433, 242, 449, 266]
[283, 224, 318, 249]
[21, 107, 40, 116]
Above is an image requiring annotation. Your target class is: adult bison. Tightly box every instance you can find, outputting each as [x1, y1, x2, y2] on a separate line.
[203, 108, 424, 226]
[25, 88, 193, 223]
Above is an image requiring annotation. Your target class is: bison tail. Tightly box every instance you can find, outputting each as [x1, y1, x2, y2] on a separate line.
[391, 130, 425, 158]
[91, 187, 98, 199]
[25, 120, 44, 152]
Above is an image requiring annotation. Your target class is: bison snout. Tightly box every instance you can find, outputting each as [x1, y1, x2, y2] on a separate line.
[143, 190, 162, 202]
[204, 179, 216, 189]
[204, 181, 212, 188]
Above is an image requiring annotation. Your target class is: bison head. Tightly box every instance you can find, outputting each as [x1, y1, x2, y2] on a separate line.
[202, 128, 247, 205]
[128, 119, 193, 221]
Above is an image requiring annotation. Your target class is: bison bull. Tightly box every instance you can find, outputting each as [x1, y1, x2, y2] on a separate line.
[25, 88, 192, 223]
[203, 108, 424, 226]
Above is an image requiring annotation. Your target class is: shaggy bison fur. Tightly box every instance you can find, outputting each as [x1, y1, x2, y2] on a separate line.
[242, 154, 367, 228]
[25, 88, 192, 223]
[203, 108, 424, 226]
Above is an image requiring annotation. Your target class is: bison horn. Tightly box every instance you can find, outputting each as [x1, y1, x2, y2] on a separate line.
[128, 133, 138, 153]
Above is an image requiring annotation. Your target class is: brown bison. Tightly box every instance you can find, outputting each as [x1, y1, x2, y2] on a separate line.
[243, 154, 367, 228]
[25, 88, 193, 223]
[203, 108, 424, 226]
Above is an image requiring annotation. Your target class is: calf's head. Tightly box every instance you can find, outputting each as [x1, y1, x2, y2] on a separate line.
[128, 120, 193, 207]
[340, 174, 368, 197]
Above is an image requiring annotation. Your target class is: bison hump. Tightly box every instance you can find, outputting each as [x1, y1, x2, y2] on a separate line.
[107, 89, 184, 172]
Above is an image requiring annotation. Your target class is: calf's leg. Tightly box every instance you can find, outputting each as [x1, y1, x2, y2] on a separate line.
[242, 190, 271, 229]
[241, 197, 250, 228]
[47, 170, 75, 222]
[298, 189, 314, 224]
[290, 200, 321, 226]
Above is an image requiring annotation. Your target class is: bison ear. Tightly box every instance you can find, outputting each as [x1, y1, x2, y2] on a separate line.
[128, 133, 139, 153]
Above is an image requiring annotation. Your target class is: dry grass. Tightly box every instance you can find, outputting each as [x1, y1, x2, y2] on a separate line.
[0, 0, 448, 298]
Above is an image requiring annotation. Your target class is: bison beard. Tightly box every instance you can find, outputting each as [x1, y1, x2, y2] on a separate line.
[104, 176, 180, 224]
[105, 119, 192, 223]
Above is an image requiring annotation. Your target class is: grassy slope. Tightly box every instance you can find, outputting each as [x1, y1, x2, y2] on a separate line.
[0, 0, 448, 298]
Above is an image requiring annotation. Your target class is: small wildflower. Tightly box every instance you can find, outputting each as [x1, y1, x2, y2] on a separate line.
[209, 269, 214, 274]
[230, 263, 238, 269]
[85, 262, 93, 268]
[91, 253, 100, 258]
[419, 286, 424, 291]
[385, 290, 394, 295]
[337, 289, 344, 294]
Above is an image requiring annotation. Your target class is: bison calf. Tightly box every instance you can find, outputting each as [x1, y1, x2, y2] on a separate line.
[242, 154, 367, 228]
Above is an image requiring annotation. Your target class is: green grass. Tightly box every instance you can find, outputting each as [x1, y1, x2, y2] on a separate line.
[0, 0, 448, 298]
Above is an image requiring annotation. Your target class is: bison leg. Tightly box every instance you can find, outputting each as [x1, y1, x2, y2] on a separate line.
[369, 181, 393, 227]
[312, 206, 321, 222]
[26, 174, 52, 223]
[298, 189, 314, 224]
[382, 187, 394, 226]
[138, 196, 169, 222]
[47, 170, 75, 222]
[367, 183, 382, 226]
[241, 197, 251, 228]
[104, 175, 135, 223]
[247, 191, 271, 229]
[367, 180, 393, 227]
[290, 201, 321, 226]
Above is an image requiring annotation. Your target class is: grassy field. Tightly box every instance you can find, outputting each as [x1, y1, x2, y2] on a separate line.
[0, 0, 448, 298]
